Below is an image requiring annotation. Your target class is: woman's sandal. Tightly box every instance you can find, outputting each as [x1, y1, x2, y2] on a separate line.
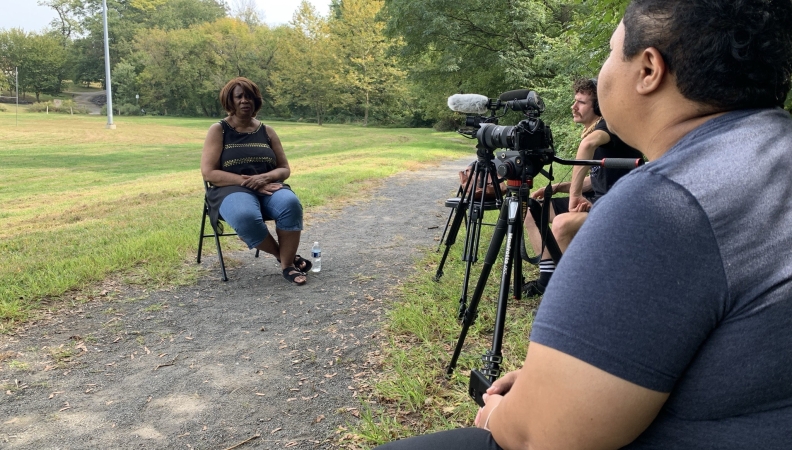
[282, 266, 307, 286]
[293, 254, 312, 272]
[277, 255, 313, 272]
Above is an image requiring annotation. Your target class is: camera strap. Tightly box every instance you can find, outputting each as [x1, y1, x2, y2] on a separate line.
[525, 166, 563, 265]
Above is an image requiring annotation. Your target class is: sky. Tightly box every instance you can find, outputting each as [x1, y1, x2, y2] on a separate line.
[0, 0, 331, 33]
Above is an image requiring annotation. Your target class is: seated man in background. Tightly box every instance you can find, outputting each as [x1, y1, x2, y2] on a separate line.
[523, 78, 641, 296]
[376, 0, 792, 448]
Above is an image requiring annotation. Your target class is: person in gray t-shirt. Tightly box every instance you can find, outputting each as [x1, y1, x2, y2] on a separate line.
[375, 1, 792, 449]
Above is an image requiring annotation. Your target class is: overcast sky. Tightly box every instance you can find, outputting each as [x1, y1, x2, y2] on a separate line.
[0, 0, 331, 33]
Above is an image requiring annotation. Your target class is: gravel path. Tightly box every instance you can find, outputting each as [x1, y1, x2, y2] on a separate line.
[68, 90, 104, 115]
[0, 157, 471, 449]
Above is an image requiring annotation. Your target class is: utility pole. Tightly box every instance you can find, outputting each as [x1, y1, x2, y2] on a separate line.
[102, 0, 115, 129]
[15, 66, 18, 127]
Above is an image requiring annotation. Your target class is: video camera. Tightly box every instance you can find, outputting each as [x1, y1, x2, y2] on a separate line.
[448, 90, 555, 184]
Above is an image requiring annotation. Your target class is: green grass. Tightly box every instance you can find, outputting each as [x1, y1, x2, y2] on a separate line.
[0, 112, 472, 327]
[343, 210, 544, 449]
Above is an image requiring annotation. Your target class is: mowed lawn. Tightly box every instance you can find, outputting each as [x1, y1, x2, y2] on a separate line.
[0, 111, 471, 326]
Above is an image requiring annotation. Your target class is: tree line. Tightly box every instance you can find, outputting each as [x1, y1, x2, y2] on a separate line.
[2, 0, 789, 138]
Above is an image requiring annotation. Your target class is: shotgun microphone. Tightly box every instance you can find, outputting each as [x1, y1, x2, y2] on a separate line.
[447, 94, 492, 115]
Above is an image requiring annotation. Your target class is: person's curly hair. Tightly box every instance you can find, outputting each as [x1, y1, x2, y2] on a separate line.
[623, 0, 792, 110]
[219, 77, 263, 116]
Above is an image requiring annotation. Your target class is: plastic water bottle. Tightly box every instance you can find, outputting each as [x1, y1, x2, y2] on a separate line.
[311, 241, 321, 272]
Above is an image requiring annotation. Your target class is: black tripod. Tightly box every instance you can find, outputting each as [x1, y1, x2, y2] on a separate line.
[445, 179, 528, 380]
[445, 155, 645, 395]
[435, 144, 504, 319]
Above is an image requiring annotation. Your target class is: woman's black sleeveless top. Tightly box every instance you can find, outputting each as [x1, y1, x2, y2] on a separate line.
[206, 119, 278, 228]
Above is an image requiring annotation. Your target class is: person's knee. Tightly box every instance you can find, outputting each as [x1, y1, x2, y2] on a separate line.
[269, 191, 303, 230]
[553, 213, 584, 245]
[231, 209, 265, 229]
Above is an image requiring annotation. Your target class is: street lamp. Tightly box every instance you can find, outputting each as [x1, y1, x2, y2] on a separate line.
[102, 0, 115, 129]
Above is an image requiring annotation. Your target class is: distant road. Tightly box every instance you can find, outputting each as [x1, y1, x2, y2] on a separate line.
[67, 89, 104, 115]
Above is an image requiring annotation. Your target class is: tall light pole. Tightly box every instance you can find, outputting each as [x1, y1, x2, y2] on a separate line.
[102, 0, 115, 129]
[15, 66, 18, 127]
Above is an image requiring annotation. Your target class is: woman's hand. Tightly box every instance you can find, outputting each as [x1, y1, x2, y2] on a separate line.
[257, 183, 283, 196]
[241, 174, 274, 190]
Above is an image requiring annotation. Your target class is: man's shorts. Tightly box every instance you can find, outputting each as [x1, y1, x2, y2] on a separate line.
[546, 194, 597, 215]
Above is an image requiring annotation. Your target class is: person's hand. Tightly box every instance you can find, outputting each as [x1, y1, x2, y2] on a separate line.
[257, 183, 283, 196]
[474, 393, 503, 430]
[241, 174, 274, 190]
[486, 369, 520, 396]
[569, 195, 592, 212]
[531, 188, 546, 200]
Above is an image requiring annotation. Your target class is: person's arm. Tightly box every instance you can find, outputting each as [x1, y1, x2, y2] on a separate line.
[530, 178, 592, 200]
[569, 130, 610, 210]
[201, 122, 246, 187]
[237, 125, 291, 194]
[480, 344, 668, 450]
[478, 172, 726, 450]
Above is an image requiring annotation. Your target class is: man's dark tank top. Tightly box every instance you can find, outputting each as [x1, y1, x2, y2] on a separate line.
[206, 119, 280, 228]
[589, 118, 644, 200]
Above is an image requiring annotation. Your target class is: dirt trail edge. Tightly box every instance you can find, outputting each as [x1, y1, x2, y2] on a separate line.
[1, 157, 471, 449]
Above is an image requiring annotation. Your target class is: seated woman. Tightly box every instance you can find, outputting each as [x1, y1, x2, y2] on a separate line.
[201, 77, 310, 285]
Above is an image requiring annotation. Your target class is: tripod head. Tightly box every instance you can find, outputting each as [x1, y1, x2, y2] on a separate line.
[475, 143, 497, 162]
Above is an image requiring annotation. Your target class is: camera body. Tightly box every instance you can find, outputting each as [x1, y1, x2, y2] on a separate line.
[471, 91, 555, 182]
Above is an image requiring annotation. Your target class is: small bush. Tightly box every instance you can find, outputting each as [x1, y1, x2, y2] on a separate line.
[28, 100, 89, 114]
[0, 104, 6, 112]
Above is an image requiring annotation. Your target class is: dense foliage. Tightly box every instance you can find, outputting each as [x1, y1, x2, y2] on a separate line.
[1, 0, 789, 141]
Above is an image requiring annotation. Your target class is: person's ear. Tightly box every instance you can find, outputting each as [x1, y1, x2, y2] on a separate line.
[636, 47, 666, 95]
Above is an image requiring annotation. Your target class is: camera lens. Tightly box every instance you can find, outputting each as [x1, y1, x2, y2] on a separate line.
[476, 124, 514, 149]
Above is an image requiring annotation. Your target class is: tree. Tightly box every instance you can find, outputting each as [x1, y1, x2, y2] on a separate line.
[0, 30, 67, 101]
[228, 0, 262, 27]
[134, 25, 223, 115]
[383, 0, 527, 121]
[270, 2, 343, 125]
[38, 0, 84, 39]
[111, 59, 137, 105]
[329, 0, 407, 125]
[42, 0, 227, 89]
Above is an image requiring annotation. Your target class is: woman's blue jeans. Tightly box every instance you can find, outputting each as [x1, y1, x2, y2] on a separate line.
[218, 189, 303, 249]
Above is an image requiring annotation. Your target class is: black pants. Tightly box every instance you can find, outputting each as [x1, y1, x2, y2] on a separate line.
[374, 428, 503, 450]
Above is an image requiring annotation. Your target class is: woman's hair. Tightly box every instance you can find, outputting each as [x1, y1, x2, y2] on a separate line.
[219, 77, 263, 116]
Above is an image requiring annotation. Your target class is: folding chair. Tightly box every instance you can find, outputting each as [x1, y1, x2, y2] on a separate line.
[197, 181, 259, 281]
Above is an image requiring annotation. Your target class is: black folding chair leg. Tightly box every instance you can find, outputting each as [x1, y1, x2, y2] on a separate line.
[213, 227, 229, 282]
[197, 205, 208, 264]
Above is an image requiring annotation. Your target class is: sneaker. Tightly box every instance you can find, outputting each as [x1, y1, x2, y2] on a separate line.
[522, 279, 546, 297]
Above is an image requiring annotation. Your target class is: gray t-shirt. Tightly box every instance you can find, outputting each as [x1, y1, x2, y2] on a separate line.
[530, 108, 792, 449]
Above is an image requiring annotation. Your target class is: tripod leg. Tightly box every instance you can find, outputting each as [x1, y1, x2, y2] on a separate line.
[436, 165, 478, 281]
[482, 198, 522, 381]
[435, 199, 468, 282]
[458, 162, 494, 317]
[437, 186, 463, 252]
[447, 198, 510, 377]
